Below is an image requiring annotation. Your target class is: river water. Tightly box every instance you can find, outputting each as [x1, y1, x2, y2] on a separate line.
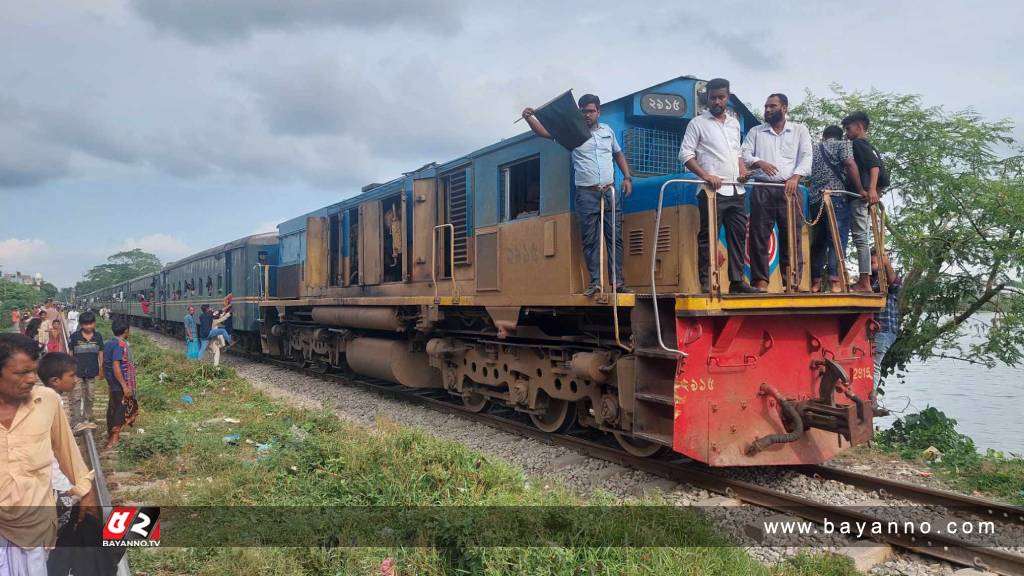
[875, 313, 1024, 455]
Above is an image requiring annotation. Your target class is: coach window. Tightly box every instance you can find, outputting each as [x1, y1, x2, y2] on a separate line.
[217, 274, 223, 294]
[206, 276, 213, 296]
[500, 156, 540, 222]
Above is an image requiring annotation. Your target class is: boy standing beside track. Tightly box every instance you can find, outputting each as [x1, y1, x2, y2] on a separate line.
[102, 319, 139, 449]
[68, 310, 103, 430]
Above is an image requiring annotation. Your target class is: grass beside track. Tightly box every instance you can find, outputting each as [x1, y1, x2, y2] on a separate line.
[874, 407, 1024, 505]
[96, 323, 858, 575]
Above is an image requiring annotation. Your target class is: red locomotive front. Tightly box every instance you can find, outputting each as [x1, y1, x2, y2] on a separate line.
[672, 309, 877, 466]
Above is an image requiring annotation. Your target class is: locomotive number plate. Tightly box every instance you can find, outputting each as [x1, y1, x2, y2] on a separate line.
[640, 93, 687, 117]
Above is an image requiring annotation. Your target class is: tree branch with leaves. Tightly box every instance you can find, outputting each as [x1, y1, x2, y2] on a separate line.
[791, 86, 1024, 383]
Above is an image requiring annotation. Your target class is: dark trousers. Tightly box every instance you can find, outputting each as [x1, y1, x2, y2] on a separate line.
[749, 185, 802, 285]
[698, 190, 747, 288]
[809, 194, 850, 280]
[575, 186, 625, 288]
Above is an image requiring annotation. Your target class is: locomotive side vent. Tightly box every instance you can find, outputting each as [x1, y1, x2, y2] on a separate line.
[628, 229, 645, 256]
[656, 226, 671, 253]
[445, 169, 470, 266]
[623, 127, 684, 177]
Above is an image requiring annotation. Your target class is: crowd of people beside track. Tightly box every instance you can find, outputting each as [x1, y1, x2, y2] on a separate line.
[523, 78, 903, 390]
[1, 318, 127, 573]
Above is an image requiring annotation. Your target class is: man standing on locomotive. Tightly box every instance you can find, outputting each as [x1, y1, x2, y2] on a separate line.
[679, 78, 760, 294]
[742, 93, 812, 291]
[522, 94, 634, 296]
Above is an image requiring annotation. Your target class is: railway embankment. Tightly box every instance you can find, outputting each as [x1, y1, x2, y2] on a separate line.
[100, 324, 861, 576]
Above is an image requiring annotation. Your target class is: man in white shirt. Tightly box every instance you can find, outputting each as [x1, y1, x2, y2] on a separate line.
[679, 78, 760, 294]
[741, 93, 812, 291]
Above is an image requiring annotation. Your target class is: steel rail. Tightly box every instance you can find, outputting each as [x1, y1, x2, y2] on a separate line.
[229, 348, 1024, 575]
[801, 464, 1024, 527]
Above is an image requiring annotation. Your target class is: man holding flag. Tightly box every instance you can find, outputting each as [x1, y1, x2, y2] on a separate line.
[522, 93, 634, 296]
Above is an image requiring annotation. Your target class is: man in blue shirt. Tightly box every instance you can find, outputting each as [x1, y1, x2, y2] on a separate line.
[102, 319, 138, 448]
[523, 94, 635, 296]
[871, 248, 901, 389]
[184, 306, 197, 359]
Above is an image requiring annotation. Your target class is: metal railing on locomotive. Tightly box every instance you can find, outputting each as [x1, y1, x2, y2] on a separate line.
[649, 179, 890, 356]
[431, 223, 460, 303]
[597, 186, 632, 352]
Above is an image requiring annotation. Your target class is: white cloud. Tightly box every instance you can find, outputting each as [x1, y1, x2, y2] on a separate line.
[117, 233, 192, 261]
[250, 221, 279, 235]
[0, 238, 50, 276]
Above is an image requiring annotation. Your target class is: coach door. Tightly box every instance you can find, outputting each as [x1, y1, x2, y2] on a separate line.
[360, 201, 382, 286]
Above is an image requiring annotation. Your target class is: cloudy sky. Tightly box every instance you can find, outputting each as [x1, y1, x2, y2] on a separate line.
[2, 0, 1022, 287]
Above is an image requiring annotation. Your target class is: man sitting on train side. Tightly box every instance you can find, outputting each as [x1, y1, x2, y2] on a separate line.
[522, 94, 634, 296]
[741, 93, 812, 291]
[679, 77, 760, 294]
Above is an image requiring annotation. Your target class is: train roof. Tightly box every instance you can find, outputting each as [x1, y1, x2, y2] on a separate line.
[164, 233, 278, 268]
[78, 233, 277, 297]
[274, 75, 757, 234]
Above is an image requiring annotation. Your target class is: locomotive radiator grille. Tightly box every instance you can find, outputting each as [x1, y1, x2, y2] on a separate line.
[628, 229, 644, 255]
[627, 227, 671, 256]
[623, 127, 684, 177]
[444, 169, 470, 265]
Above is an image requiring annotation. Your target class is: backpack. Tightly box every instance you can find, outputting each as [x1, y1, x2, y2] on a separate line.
[852, 139, 891, 192]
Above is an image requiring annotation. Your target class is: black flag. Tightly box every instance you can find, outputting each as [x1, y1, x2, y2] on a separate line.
[532, 90, 591, 151]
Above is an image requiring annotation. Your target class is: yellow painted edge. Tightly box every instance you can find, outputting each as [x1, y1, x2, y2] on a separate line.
[258, 293, 636, 308]
[675, 294, 885, 311]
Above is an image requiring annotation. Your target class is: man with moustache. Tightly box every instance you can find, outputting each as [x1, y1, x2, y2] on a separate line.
[523, 93, 635, 296]
[742, 93, 813, 291]
[679, 77, 760, 294]
[0, 333, 98, 572]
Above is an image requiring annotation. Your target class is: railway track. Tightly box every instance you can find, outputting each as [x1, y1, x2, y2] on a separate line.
[215, 340, 1024, 575]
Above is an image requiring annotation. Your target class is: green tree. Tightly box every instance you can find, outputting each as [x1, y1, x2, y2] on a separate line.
[39, 281, 59, 300]
[0, 279, 45, 328]
[791, 87, 1024, 382]
[75, 249, 163, 296]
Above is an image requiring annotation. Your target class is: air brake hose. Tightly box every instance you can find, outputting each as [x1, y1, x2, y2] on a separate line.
[747, 384, 805, 455]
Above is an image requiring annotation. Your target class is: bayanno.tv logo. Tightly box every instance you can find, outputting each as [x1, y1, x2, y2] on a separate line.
[102, 506, 161, 547]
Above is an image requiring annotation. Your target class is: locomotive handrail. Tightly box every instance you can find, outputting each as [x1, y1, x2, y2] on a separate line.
[598, 187, 632, 352]
[431, 224, 460, 303]
[252, 264, 264, 301]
